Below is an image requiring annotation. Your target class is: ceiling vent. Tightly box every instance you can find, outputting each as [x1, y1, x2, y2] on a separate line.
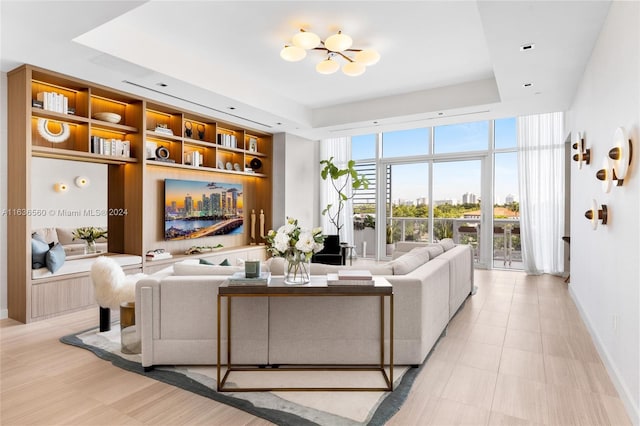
[122, 80, 273, 129]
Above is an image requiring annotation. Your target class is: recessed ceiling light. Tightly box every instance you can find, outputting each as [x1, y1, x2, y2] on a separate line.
[276, 122, 282, 125]
[373, 121, 379, 124]
[438, 112, 444, 116]
[520, 43, 535, 52]
[228, 106, 236, 110]
[523, 83, 533, 87]
[156, 82, 168, 87]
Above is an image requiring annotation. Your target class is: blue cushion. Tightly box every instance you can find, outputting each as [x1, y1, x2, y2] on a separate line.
[31, 233, 49, 269]
[45, 243, 66, 273]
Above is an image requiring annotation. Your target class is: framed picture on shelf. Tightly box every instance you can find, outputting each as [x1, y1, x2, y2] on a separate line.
[248, 137, 258, 152]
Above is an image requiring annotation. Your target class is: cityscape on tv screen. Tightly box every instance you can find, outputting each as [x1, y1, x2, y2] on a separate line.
[164, 179, 243, 240]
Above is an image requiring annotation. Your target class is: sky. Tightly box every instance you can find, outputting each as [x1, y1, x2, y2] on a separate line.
[352, 118, 519, 204]
[164, 179, 243, 210]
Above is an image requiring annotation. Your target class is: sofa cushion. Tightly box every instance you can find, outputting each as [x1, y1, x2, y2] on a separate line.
[426, 243, 445, 258]
[389, 246, 430, 275]
[31, 233, 50, 269]
[439, 238, 456, 251]
[199, 258, 231, 266]
[45, 243, 66, 273]
[32, 254, 142, 279]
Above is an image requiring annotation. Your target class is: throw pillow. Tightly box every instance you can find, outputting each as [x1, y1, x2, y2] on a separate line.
[389, 249, 428, 275]
[45, 242, 66, 273]
[31, 233, 49, 269]
[219, 258, 231, 266]
[199, 258, 214, 265]
[426, 243, 445, 258]
[439, 238, 456, 251]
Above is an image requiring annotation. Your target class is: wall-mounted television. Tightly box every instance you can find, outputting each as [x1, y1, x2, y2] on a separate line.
[164, 178, 243, 240]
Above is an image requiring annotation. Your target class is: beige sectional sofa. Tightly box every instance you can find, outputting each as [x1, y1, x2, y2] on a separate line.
[134, 240, 473, 369]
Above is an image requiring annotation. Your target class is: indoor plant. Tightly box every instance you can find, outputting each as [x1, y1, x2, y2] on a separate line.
[72, 227, 107, 254]
[266, 218, 325, 284]
[319, 157, 369, 236]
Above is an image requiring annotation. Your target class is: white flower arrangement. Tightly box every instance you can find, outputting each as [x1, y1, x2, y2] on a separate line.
[266, 217, 325, 261]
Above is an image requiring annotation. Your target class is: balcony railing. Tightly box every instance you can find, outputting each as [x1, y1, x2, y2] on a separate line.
[384, 217, 522, 269]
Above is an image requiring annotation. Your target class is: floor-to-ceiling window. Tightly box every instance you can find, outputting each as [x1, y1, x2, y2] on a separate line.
[350, 118, 521, 270]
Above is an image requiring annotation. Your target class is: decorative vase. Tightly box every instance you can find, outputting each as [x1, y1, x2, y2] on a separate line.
[284, 252, 311, 285]
[85, 240, 97, 254]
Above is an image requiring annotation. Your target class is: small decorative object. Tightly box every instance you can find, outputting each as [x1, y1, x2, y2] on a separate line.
[250, 209, 256, 244]
[184, 244, 224, 255]
[233, 162, 241, 171]
[259, 209, 265, 244]
[146, 141, 157, 159]
[217, 160, 224, 169]
[72, 227, 107, 254]
[585, 200, 608, 229]
[197, 123, 205, 140]
[244, 260, 261, 278]
[571, 132, 590, 168]
[250, 157, 262, 171]
[92, 112, 121, 124]
[156, 146, 170, 160]
[37, 118, 70, 143]
[154, 124, 173, 135]
[248, 137, 258, 152]
[265, 217, 325, 285]
[184, 121, 193, 138]
[226, 161, 233, 170]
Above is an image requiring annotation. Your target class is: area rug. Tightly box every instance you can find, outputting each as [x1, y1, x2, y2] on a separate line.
[60, 325, 428, 426]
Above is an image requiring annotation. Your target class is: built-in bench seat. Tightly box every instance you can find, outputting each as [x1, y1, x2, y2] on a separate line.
[31, 254, 142, 280]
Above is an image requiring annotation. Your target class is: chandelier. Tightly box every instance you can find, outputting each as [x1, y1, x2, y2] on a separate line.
[280, 29, 380, 77]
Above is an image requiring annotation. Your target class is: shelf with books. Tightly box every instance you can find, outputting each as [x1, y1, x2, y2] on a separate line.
[31, 73, 88, 117]
[183, 142, 214, 168]
[216, 126, 243, 149]
[31, 145, 138, 165]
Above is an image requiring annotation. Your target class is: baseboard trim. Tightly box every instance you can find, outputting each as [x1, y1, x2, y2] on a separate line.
[0, 308, 7, 320]
[569, 285, 639, 425]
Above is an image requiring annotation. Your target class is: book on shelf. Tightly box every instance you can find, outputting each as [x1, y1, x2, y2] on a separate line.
[336, 269, 373, 280]
[326, 273, 374, 286]
[228, 271, 271, 286]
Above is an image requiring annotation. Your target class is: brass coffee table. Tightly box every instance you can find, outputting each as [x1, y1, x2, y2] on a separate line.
[217, 276, 394, 392]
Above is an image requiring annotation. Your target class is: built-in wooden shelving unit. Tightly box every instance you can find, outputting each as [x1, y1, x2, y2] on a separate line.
[7, 64, 272, 323]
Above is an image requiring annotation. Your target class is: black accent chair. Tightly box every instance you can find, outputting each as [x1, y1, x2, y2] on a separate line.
[311, 235, 344, 265]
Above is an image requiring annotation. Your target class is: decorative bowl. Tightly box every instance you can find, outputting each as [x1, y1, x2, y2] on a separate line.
[93, 112, 122, 124]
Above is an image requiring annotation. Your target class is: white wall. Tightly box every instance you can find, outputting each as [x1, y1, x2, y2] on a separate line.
[568, 2, 639, 423]
[272, 132, 320, 231]
[1, 72, 7, 319]
[30, 158, 108, 229]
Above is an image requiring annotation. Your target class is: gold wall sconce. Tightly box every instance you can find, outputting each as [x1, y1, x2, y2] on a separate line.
[584, 199, 608, 229]
[596, 127, 632, 192]
[53, 182, 69, 193]
[572, 132, 590, 168]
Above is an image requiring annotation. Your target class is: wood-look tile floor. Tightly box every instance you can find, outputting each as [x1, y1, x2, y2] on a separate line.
[0, 270, 632, 425]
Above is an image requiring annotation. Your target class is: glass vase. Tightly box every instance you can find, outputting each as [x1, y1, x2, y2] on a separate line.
[284, 251, 311, 285]
[85, 240, 97, 254]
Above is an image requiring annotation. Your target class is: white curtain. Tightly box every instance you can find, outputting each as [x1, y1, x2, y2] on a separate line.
[319, 137, 354, 245]
[517, 112, 565, 275]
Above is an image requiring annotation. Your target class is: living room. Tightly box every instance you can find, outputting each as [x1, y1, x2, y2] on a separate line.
[1, 1, 638, 425]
